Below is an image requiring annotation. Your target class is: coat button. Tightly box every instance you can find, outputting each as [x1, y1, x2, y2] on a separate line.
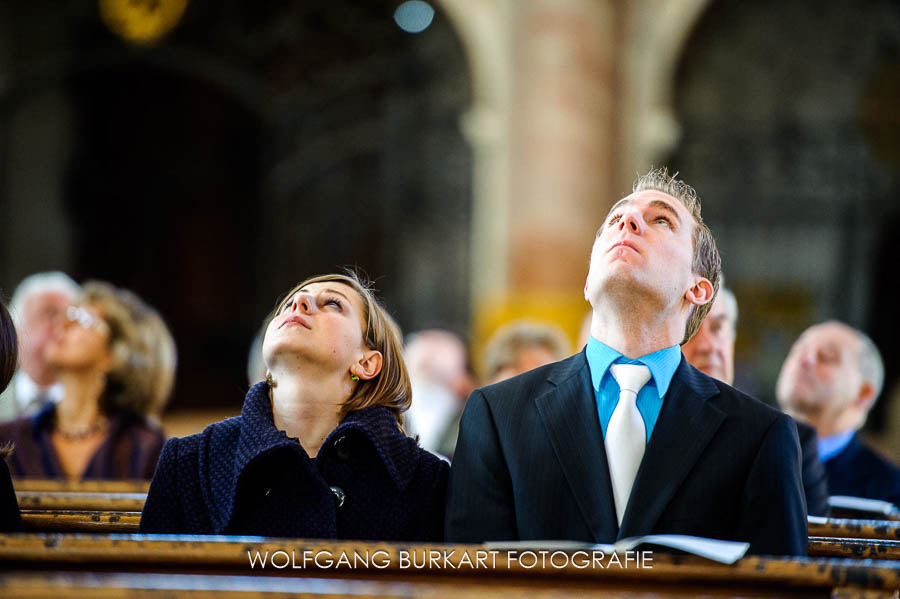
[330, 486, 345, 508]
[333, 435, 351, 460]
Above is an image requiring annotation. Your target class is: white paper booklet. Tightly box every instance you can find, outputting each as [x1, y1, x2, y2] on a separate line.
[486, 535, 750, 564]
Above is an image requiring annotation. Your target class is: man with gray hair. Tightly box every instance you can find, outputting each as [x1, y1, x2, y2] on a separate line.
[0, 272, 80, 421]
[683, 283, 829, 515]
[681, 285, 737, 386]
[403, 329, 474, 458]
[777, 321, 900, 505]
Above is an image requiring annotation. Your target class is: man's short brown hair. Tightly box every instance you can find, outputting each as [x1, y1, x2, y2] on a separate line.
[632, 168, 721, 344]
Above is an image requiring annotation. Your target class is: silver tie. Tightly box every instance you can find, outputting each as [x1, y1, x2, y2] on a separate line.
[606, 363, 652, 525]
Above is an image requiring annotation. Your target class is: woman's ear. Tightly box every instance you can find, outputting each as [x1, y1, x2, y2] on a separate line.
[353, 350, 383, 381]
[685, 276, 715, 307]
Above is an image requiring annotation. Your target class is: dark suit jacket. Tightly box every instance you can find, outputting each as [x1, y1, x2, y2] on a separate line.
[825, 434, 900, 506]
[794, 419, 829, 516]
[445, 351, 808, 556]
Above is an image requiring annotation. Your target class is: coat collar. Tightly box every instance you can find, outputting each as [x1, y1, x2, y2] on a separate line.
[536, 352, 725, 543]
[204, 382, 420, 532]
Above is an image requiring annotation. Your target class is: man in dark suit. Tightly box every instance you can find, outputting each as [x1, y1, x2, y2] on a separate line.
[777, 321, 900, 506]
[446, 168, 807, 556]
[682, 283, 829, 516]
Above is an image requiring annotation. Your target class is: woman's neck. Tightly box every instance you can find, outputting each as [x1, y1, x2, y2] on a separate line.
[269, 366, 350, 458]
[56, 369, 108, 434]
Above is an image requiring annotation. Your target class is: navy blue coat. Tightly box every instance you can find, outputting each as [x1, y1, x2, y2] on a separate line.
[140, 382, 448, 541]
[446, 351, 808, 556]
[824, 434, 900, 506]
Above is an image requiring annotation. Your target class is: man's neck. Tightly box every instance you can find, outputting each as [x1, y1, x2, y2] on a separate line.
[23, 364, 56, 388]
[589, 306, 684, 359]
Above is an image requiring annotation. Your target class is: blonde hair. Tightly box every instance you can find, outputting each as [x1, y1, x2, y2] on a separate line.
[632, 167, 721, 344]
[482, 320, 570, 381]
[268, 272, 411, 426]
[81, 282, 177, 416]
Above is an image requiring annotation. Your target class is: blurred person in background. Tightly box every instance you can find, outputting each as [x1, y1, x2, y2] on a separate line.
[0, 272, 80, 421]
[141, 272, 448, 540]
[0, 281, 175, 479]
[683, 283, 828, 516]
[246, 326, 267, 387]
[1, 298, 22, 531]
[403, 329, 474, 459]
[777, 321, 900, 505]
[681, 285, 737, 386]
[482, 320, 571, 385]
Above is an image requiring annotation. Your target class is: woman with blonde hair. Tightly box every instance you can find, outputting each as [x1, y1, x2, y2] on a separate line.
[141, 272, 448, 540]
[0, 281, 175, 479]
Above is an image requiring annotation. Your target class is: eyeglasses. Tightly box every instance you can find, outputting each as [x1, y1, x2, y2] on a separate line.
[66, 305, 109, 334]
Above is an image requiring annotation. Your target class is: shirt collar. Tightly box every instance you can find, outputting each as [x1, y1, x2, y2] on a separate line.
[817, 429, 856, 462]
[586, 336, 681, 398]
[16, 374, 63, 410]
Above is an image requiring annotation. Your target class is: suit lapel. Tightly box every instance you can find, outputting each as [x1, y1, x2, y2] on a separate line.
[534, 352, 618, 543]
[618, 358, 725, 539]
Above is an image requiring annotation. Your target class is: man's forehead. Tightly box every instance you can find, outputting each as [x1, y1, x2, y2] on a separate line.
[607, 189, 687, 218]
[26, 291, 71, 311]
[799, 324, 859, 351]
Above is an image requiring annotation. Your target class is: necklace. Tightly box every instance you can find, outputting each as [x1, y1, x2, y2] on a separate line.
[54, 420, 108, 441]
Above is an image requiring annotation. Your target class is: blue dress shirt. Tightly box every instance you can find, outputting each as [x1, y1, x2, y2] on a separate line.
[817, 429, 855, 463]
[586, 336, 682, 443]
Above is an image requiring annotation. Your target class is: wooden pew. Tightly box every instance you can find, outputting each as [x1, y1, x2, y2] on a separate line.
[19, 510, 140, 533]
[808, 516, 900, 541]
[13, 508, 900, 563]
[16, 491, 146, 512]
[11, 479, 150, 493]
[0, 534, 897, 597]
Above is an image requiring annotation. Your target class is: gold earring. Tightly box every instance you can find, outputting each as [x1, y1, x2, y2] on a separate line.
[266, 372, 277, 388]
[350, 373, 360, 382]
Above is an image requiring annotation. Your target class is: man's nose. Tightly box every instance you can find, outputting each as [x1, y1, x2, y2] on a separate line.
[798, 347, 816, 368]
[618, 209, 643, 234]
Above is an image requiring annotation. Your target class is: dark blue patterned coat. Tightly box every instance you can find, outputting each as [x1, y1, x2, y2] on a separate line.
[140, 382, 448, 541]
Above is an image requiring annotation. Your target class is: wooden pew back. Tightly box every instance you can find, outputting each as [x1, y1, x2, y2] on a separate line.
[0, 534, 897, 597]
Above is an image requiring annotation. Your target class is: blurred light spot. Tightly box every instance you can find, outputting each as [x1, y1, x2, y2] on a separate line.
[394, 1, 435, 34]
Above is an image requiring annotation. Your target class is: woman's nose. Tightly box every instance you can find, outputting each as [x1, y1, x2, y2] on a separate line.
[295, 293, 314, 314]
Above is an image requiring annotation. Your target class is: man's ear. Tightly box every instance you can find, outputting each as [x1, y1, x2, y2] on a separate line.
[353, 350, 383, 381]
[685, 276, 715, 307]
[854, 380, 877, 413]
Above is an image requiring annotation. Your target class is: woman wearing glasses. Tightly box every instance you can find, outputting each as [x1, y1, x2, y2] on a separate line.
[0, 281, 176, 479]
[140, 272, 448, 541]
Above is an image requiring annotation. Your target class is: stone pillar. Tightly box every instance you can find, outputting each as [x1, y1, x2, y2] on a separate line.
[442, 0, 624, 371]
[483, 0, 623, 365]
